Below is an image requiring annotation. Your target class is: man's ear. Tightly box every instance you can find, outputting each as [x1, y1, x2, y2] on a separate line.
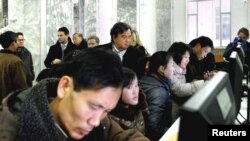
[158, 65, 165, 74]
[57, 76, 73, 99]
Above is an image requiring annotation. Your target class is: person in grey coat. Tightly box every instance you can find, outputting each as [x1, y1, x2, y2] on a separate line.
[168, 42, 205, 123]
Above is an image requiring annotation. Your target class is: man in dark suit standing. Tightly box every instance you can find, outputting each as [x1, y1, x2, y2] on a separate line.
[44, 27, 76, 68]
[97, 22, 146, 76]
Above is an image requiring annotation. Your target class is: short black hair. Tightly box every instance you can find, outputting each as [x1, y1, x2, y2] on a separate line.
[189, 36, 214, 50]
[51, 48, 124, 91]
[58, 27, 69, 35]
[110, 22, 132, 42]
[16, 32, 24, 36]
[148, 51, 173, 75]
[0, 31, 17, 49]
[168, 42, 192, 65]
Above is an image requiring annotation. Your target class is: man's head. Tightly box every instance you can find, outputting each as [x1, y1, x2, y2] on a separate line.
[110, 22, 132, 51]
[16, 32, 25, 47]
[72, 33, 83, 46]
[87, 35, 99, 48]
[50, 48, 124, 139]
[58, 27, 69, 44]
[189, 36, 214, 60]
[0, 31, 18, 51]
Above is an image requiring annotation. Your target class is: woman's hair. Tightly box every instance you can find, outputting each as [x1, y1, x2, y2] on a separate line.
[131, 30, 143, 47]
[122, 67, 137, 87]
[168, 42, 192, 64]
[148, 51, 172, 75]
[0, 31, 17, 49]
[238, 27, 249, 39]
[189, 36, 214, 50]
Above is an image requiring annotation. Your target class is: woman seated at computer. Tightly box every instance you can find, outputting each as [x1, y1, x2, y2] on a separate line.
[139, 51, 174, 141]
[168, 42, 206, 123]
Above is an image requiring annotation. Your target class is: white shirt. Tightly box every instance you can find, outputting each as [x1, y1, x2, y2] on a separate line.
[112, 44, 126, 61]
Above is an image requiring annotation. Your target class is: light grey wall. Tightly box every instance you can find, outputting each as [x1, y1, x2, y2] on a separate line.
[6, 0, 74, 83]
[2, 0, 250, 81]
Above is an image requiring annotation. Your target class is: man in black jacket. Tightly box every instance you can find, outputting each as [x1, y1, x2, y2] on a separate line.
[96, 22, 146, 76]
[16, 32, 35, 87]
[44, 27, 76, 68]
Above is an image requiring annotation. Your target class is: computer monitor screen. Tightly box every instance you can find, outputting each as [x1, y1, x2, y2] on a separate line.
[228, 51, 243, 114]
[178, 71, 236, 141]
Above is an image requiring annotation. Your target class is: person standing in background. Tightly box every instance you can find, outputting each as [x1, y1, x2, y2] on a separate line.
[87, 35, 100, 48]
[44, 27, 76, 68]
[0, 31, 28, 101]
[16, 32, 35, 87]
[72, 33, 88, 49]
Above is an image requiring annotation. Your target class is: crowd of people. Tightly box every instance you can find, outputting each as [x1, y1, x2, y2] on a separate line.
[0, 22, 249, 141]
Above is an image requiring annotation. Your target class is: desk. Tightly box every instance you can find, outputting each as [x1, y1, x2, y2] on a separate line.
[159, 117, 180, 141]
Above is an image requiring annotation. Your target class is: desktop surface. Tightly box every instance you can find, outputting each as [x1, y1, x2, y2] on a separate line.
[159, 118, 180, 141]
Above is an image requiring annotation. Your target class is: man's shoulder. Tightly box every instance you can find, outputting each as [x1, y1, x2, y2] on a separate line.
[96, 42, 113, 49]
[0, 93, 20, 141]
[126, 46, 145, 56]
[50, 41, 61, 48]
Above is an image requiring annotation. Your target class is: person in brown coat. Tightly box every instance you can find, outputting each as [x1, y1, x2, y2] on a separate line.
[0, 48, 149, 141]
[0, 31, 28, 101]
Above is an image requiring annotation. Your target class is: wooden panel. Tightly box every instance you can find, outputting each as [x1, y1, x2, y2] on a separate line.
[212, 48, 225, 62]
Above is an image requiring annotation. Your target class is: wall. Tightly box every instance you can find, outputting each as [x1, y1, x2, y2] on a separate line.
[231, 0, 250, 39]
[172, 0, 186, 43]
[6, 0, 74, 83]
[2, 0, 250, 81]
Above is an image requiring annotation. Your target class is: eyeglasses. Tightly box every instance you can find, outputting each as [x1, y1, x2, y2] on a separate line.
[17, 39, 25, 41]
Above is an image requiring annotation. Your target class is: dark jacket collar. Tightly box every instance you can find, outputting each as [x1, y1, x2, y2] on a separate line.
[0, 49, 16, 55]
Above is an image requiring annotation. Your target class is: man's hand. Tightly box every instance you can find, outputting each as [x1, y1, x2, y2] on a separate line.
[52, 58, 62, 65]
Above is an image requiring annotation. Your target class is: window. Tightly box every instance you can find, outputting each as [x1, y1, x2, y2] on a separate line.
[187, 0, 231, 47]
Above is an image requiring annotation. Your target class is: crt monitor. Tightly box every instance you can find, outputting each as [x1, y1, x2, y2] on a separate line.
[228, 51, 244, 115]
[234, 44, 245, 64]
[178, 71, 236, 141]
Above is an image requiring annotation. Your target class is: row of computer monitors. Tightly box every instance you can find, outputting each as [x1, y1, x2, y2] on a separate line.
[177, 45, 247, 141]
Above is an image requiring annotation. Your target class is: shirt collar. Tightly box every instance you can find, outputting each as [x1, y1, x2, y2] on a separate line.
[112, 44, 126, 55]
[61, 42, 68, 49]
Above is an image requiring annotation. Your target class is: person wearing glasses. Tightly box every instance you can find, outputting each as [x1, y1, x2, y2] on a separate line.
[16, 32, 35, 87]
